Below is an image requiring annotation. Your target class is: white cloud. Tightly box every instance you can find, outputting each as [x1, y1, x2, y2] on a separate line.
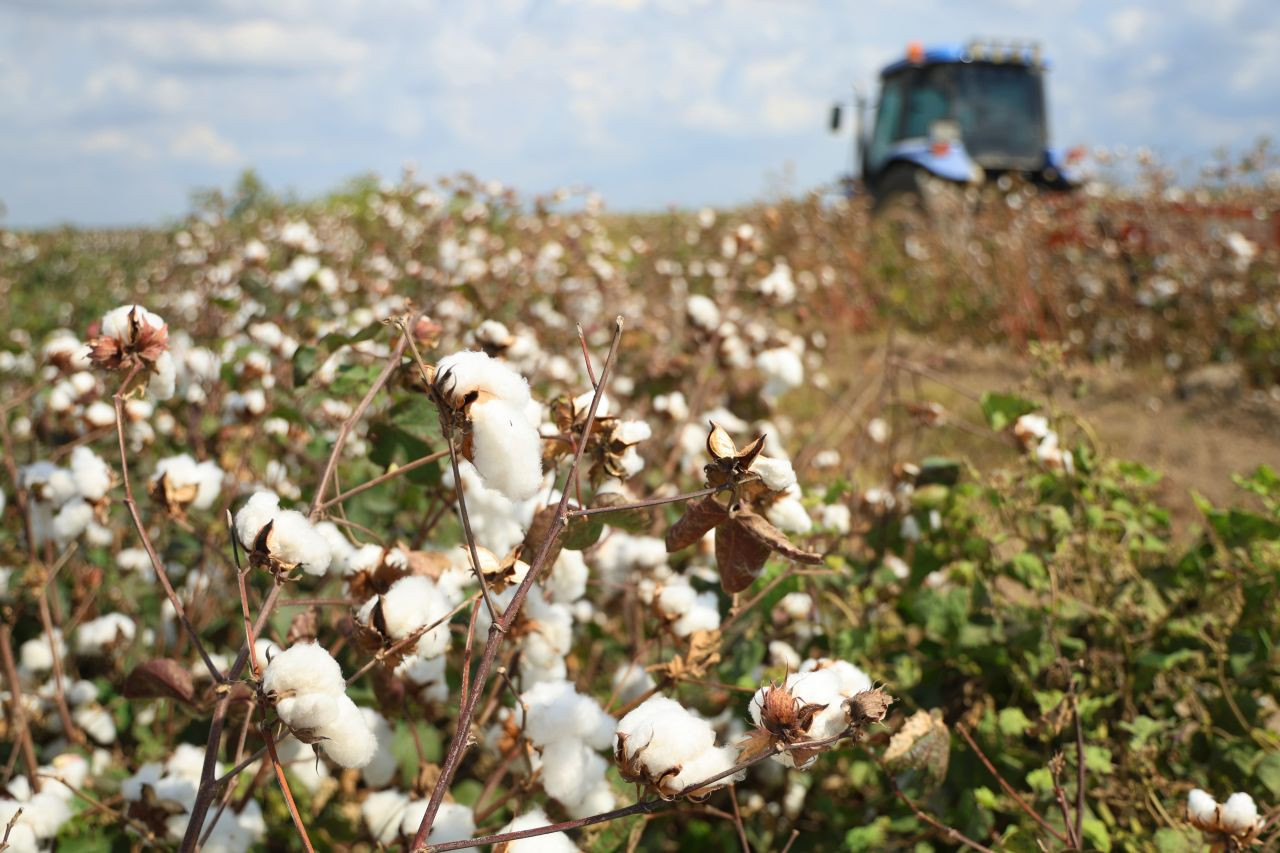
[111, 17, 368, 72]
[169, 122, 240, 165]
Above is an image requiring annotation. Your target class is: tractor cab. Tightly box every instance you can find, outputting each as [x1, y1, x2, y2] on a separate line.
[833, 38, 1081, 209]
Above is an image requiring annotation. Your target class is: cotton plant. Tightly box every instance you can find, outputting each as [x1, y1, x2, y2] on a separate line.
[1186, 788, 1265, 846]
[149, 453, 225, 515]
[1012, 413, 1075, 475]
[0, 753, 88, 851]
[85, 304, 175, 400]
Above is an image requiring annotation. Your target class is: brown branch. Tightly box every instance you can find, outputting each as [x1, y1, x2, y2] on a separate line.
[317, 448, 448, 511]
[956, 723, 1067, 844]
[1072, 691, 1086, 846]
[0, 625, 41, 792]
[262, 720, 316, 853]
[36, 586, 83, 746]
[112, 372, 222, 682]
[565, 484, 726, 519]
[309, 326, 409, 519]
[876, 755, 996, 853]
[410, 316, 625, 850]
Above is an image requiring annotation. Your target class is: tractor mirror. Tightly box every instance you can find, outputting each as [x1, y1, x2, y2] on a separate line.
[829, 104, 843, 133]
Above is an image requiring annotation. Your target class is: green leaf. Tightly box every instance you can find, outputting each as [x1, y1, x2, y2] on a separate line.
[562, 515, 605, 550]
[980, 392, 1039, 431]
[973, 786, 1000, 810]
[1153, 828, 1195, 853]
[1081, 815, 1111, 852]
[1256, 751, 1280, 797]
[997, 707, 1032, 737]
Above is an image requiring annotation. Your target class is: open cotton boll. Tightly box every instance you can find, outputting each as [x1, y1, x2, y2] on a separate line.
[750, 455, 797, 492]
[69, 446, 112, 501]
[400, 799, 476, 847]
[767, 495, 812, 535]
[275, 736, 330, 794]
[102, 304, 165, 341]
[359, 708, 398, 788]
[617, 696, 716, 775]
[686, 294, 721, 331]
[265, 510, 332, 575]
[800, 658, 873, 698]
[261, 642, 345, 698]
[314, 696, 377, 768]
[52, 498, 94, 543]
[234, 491, 280, 548]
[397, 653, 450, 703]
[74, 705, 118, 744]
[19, 630, 65, 674]
[672, 591, 721, 637]
[668, 743, 744, 794]
[612, 662, 657, 706]
[756, 347, 804, 400]
[540, 739, 611, 813]
[470, 398, 543, 501]
[153, 455, 225, 510]
[148, 351, 177, 400]
[275, 693, 341, 732]
[518, 680, 615, 750]
[75, 612, 136, 655]
[546, 549, 589, 603]
[313, 521, 356, 574]
[496, 808, 579, 853]
[1221, 792, 1259, 834]
[1187, 788, 1217, 824]
[444, 461, 537, 555]
[362, 789, 409, 845]
[378, 575, 453, 658]
[200, 798, 265, 853]
[435, 350, 532, 408]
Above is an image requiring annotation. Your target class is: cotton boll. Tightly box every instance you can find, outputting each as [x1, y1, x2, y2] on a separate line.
[750, 455, 796, 492]
[470, 399, 543, 501]
[69, 447, 112, 501]
[313, 522, 356, 574]
[362, 789, 409, 845]
[398, 653, 450, 703]
[519, 680, 615, 751]
[148, 351, 176, 400]
[261, 642, 345, 698]
[818, 503, 851, 534]
[202, 798, 265, 853]
[275, 693, 341, 732]
[799, 658, 873, 698]
[617, 697, 715, 776]
[267, 510, 332, 575]
[359, 708, 398, 788]
[13, 790, 72, 841]
[400, 799, 477, 847]
[101, 304, 165, 341]
[671, 591, 721, 637]
[769, 640, 802, 671]
[567, 780, 616, 820]
[378, 576, 453, 658]
[435, 350, 531, 408]
[52, 498, 93, 543]
[1187, 788, 1217, 824]
[756, 347, 804, 400]
[74, 705, 117, 744]
[668, 743, 744, 794]
[234, 491, 280, 548]
[19, 630, 65, 674]
[496, 808, 579, 853]
[612, 662, 656, 706]
[546, 550, 589, 603]
[315, 697, 377, 769]
[75, 612, 136, 655]
[540, 739, 609, 813]
[1221, 792, 1259, 834]
[767, 495, 812, 535]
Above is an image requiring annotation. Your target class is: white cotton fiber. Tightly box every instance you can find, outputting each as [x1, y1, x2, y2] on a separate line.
[69, 447, 112, 501]
[668, 742, 743, 793]
[1187, 788, 1217, 824]
[234, 491, 280, 548]
[261, 642, 345, 698]
[275, 693, 341, 732]
[400, 799, 476, 847]
[378, 575, 453, 658]
[750, 455, 797, 492]
[496, 807, 579, 853]
[1221, 792, 1259, 833]
[359, 708, 398, 788]
[361, 789, 409, 845]
[267, 510, 332, 575]
[315, 696, 377, 768]
[435, 350, 531, 408]
[469, 398, 543, 501]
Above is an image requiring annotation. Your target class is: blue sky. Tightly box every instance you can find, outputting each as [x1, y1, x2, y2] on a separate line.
[2, 0, 1277, 226]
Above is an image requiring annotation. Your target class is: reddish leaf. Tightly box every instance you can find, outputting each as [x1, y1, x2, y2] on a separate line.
[731, 504, 823, 565]
[122, 659, 196, 705]
[665, 494, 729, 553]
[715, 517, 772, 593]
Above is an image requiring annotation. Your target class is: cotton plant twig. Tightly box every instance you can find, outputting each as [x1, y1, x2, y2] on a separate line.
[262, 720, 316, 853]
[0, 625, 42, 792]
[36, 585, 84, 746]
[308, 326, 411, 519]
[111, 368, 223, 683]
[410, 316, 625, 850]
[564, 483, 728, 519]
[317, 448, 449, 511]
[956, 722, 1068, 845]
[429, 728, 854, 852]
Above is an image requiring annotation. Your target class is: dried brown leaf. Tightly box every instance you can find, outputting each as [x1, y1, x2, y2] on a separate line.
[730, 503, 823, 565]
[122, 659, 196, 705]
[715, 517, 772, 593]
[665, 494, 729, 553]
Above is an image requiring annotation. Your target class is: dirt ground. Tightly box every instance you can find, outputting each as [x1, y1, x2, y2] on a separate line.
[870, 335, 1280, 532]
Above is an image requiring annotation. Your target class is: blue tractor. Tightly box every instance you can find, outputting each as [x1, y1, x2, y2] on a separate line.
[831, 38, 1081, 212]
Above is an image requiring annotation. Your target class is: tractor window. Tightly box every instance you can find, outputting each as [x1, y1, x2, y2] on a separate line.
[868, 75, 905, 171]
[901, 66, 951, 139]
[952, 64, 1045, 160]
